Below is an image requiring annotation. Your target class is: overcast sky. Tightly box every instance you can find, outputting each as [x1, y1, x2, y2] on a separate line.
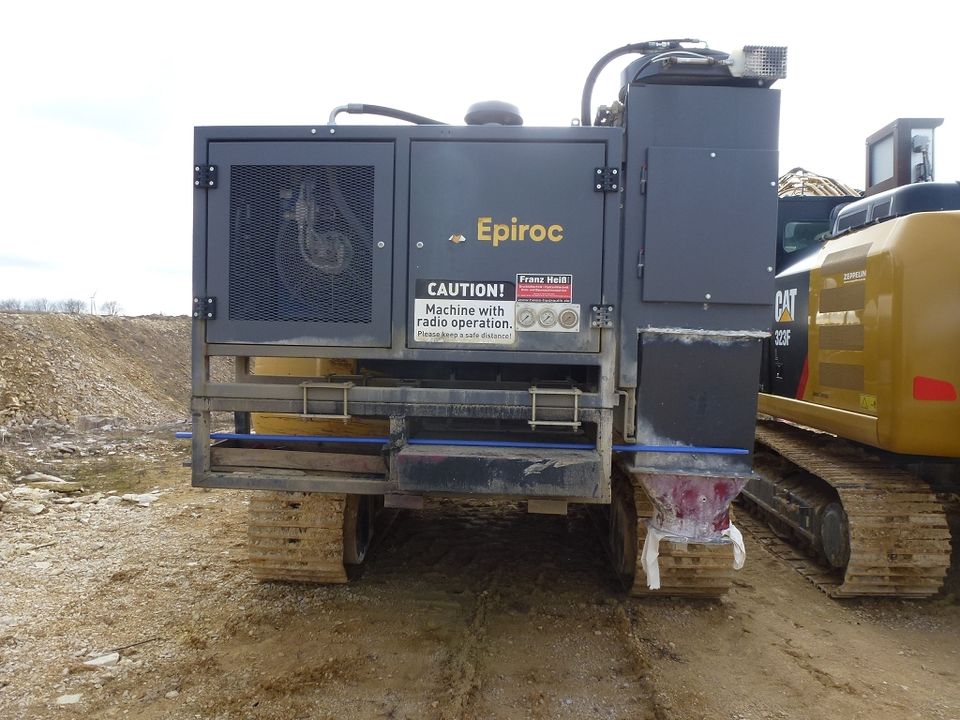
[1, 1, 955, 315]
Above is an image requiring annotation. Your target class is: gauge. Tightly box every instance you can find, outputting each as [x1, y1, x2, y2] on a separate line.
[517, 306, 537, 328]
[559, 308, 579, 329]
[538, 308, 558, 328]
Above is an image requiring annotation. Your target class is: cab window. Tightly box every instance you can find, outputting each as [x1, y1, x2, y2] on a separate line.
[782, 220, 829, 255]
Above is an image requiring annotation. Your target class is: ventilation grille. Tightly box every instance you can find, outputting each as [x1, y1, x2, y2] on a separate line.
[741, 46, 788, 80]
[229, 165, 375, 323]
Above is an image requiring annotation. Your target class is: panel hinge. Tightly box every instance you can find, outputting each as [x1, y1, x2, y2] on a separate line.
[590, 304, 615, 328]
[193, 296, 217, 319]
[194, 164, 218, 189]
[593, 167, 620, 192]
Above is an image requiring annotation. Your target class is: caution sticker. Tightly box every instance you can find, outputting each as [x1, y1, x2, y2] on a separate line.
[413, 280, 515, 344]
[516, 273, 573, 302]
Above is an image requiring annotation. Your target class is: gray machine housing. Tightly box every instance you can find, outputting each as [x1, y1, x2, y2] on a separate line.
[191, 55, 780, 502]
[199, 126, 622, 358]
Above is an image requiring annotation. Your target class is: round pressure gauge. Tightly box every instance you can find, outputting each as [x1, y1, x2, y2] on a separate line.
[538, 308, 558, 328]
[559, 308, 579, 329]
[517, 306, 537, 328]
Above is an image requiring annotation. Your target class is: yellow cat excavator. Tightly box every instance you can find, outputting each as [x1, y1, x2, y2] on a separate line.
[747, 119, 960, 597]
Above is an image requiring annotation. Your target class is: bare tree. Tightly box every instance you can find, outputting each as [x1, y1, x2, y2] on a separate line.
[26, 298, 50, 312]
[100, 300, 122, 316]
[59, 299, 84, 314]
[0, 298, 23, 312]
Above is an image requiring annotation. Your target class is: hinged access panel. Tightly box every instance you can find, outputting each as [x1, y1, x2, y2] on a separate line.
[407, 140, 608, 353]
[203, 141, 394, 346]
[641, 146, 777, 305]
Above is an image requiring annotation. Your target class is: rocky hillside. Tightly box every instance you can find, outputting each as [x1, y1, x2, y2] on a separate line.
[0, 313, 194, 431]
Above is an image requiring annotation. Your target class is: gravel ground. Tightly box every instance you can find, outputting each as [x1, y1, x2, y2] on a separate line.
[1, 449, 959, 720]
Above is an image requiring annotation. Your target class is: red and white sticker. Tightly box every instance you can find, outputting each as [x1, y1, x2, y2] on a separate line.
[516, 273, 573, 302]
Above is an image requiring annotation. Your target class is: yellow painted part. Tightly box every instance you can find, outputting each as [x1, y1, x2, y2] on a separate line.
[793, 210, 960, 457]
[253, 357, 357, 378]
[250, 357, 390, 437]
[251, 412, 389, 437]
[758, 393, 878, 447]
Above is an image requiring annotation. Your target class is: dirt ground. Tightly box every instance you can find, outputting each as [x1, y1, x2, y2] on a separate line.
[1, 445, 958, 720]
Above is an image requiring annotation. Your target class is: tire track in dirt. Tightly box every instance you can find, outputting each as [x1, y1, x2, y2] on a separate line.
[367, 499, 659, 719]
[437, 568, 501, 720]
[611, 603, 677, 720]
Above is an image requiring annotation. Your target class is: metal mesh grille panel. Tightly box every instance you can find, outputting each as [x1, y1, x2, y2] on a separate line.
[229, 165, 375, 323]
[742, 46, 787, 80]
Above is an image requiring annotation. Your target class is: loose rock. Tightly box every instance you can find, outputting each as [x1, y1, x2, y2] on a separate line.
[1, 500, 46, 515]
[84, 652, 120, 668]
[14, 471, 67, 484]
[121, 493, 158, 507]
[77, 415, 126, 431]
[11, 486, 55, 502]
[27, 480, 83, 493]
[56, 694, 82, 705]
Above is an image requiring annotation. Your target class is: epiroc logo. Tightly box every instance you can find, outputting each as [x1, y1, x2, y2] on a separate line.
[775, 288, 797, 323]
[477, 217, 564, 248]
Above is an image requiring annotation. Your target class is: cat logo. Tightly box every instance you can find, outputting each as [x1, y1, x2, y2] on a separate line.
[775, 288, 797, 323]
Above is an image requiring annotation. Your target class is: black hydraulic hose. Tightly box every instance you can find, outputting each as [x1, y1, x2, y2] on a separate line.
[329, 103, 447, 125]
[580, 39, 700, 126]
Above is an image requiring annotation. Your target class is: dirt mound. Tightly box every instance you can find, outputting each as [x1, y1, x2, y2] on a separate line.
[0, 313, 194, 430]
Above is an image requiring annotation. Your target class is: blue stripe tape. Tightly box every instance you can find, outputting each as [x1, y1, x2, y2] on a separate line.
[175, 432, 748, 455]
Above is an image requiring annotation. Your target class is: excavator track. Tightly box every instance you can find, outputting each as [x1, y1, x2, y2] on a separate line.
[247, 492, 375, 583]
[753, 421, 951, 598]
[610, 467, 737, 598]
[734, 509, 849, 591]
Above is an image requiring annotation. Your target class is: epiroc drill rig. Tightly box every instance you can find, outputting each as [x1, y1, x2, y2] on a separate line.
[189, 40, 787, 596]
